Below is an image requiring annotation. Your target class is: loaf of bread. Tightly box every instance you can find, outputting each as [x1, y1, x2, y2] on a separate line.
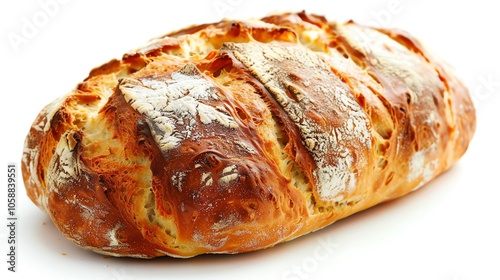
[21, 12, 475, 258]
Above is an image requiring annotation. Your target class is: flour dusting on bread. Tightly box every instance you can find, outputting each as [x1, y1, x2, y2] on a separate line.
[120, 63, 238, 153]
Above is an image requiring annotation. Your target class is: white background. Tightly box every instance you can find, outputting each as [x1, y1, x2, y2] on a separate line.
[1, 1, 499, 279]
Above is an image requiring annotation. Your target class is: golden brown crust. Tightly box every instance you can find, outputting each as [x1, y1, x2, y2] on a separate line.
[21, 12, 475, 258]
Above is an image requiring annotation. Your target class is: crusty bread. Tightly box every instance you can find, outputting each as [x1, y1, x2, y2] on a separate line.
[21, 12, 475, 258]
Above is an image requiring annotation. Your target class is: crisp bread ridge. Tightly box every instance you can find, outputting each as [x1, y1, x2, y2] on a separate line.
[21, 12, 475, 258]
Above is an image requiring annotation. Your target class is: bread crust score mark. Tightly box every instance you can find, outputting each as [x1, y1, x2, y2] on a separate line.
[21, 12, 475, 258]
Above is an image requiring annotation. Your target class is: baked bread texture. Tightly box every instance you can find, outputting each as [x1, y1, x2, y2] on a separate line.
[21, 12, 476, 258]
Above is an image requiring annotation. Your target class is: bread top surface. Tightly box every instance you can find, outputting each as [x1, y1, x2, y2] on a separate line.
[21, 12, 475, 258]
